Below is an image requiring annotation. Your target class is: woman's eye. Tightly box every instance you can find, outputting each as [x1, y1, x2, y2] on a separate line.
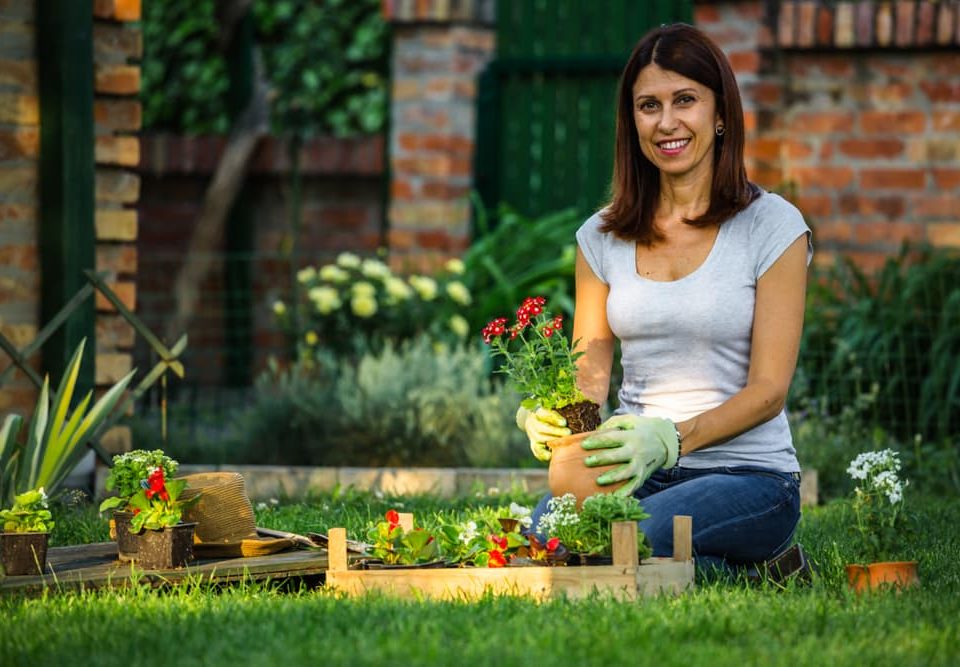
[676, 95, 695, 105]
[636, 100, 658, 112]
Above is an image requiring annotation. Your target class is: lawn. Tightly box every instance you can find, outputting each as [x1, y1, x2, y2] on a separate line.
[2, 490, 958, 667]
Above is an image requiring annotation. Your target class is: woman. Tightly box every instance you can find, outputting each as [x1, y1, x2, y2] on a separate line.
[519, 23, 812, 579]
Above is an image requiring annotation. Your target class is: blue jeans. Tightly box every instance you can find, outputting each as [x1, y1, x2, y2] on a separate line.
[530, 465, 801, 572]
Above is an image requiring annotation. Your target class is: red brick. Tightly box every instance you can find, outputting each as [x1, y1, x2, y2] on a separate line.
[844, 250, 893, 273]
[729, 51, 760, 74]
[860, 111, 926, 133]
[876, 2, 894, 46]
[0, 243, 37, 271]
[743, 111, 757, 133]
[856, 0, 875, 46]
[814, 220, 852, 243]
[932, 168, 960, 189]
[745, 138, 781, 162]
[387, 228, 415, 250]
[863, 82, 914, 104]
[936, 3, 955, 44]
[912, 194, 960, 218]
[777, 1, 795, 46]
[835, 2, 855, 47]
[750, 81, 782, 106]
[95, 169, 140, 203]
[838, 193, 906, 220]
[694, 4, 721, 23]
[0, 203, 33, 224]
[927, 223, 960, 248]
[0, 127, 38, 160]
[816, 5, 834, 45]
[391, 179, 415, 200]
[0, 59, 35, 90]
[0, 93, 39, 125]
[95, 135, 139, 167]
[853, 221, 922, 245]
[784, 140, 813, 159]
[920, 81, 960, 102]
[795, 194, 832, 218]
[96, 314, 135, 349]
[95, 281, 136, 312]
[397, 132, 419, 152]
[94, 65, 140, 95]
[93, 0, 141, 21]
[96, 244, 137, 275]
[788, 166, 854, 189]
[895, 1, 915, 46]
[838, 138, 904, 159]
[917, 1, 936, 45]
[860, 169, 926, 189]
[746, 165, 783, 189]
[94, 99, 141, 132]
[819, 143, 835, 161]
[93, 23, 142, 62]
[422, 182, 470, 199]
[791, 111, 854, 133]
[797, 1, 816, 46]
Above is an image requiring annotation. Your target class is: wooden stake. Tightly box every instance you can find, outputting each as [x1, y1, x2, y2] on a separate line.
[398, 512, 414, 532]
[673, 515, 692, 562]
[328, 527, 347, 572]
[612, 521, 639, 567]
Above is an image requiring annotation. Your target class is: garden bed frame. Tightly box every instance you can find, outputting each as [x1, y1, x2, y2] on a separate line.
[325, 514, 695, 601]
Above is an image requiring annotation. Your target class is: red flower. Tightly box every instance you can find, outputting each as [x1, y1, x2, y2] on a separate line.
[385, 509, 401, 532]
[546, 537, 560, 552]
[490, 534, 508, 550]
[144, 467, 169, 502]
[553, 315, 563, 329]
[542, 326, 554, 337]
[487, 549, 507, 568]
[481, 317, 509, 344]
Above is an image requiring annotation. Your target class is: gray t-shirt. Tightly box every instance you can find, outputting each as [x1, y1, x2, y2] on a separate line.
[576, 190, 812, 472]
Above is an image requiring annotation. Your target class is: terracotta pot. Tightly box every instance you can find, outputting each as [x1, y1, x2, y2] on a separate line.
[547, 431, 626, 506]
[0, 531, 49, 576]
[846, 561, 919, 593]
[135, 522, 197, 570]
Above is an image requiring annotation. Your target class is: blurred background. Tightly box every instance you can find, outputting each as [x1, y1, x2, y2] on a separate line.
[0, 0, 957, 500]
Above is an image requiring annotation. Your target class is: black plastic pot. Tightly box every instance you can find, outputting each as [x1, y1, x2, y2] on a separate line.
[112, 510, 141, 561]
[135, 522, 197, 570]
[0, 531, 50, 576]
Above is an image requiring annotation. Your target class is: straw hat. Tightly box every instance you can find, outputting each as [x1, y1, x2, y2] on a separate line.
[178, 472, 293, 558]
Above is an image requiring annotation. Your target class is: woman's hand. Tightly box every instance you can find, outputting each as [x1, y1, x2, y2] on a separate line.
[581, 415, 679, 495]
[515, 406, 571, 462]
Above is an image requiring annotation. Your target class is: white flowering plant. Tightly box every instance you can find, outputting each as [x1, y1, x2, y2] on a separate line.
[847, 449, 911, 563]
[273, 252, 473, 362]
[538, 493, 651, 558]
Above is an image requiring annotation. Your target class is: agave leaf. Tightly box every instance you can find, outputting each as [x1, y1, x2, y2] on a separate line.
[20, 376, 50, 493]
[0, 414, 23, 504]
[62, 368, 136, 457]
[48, 338, 85, 451]
[37, 390, 92, 485]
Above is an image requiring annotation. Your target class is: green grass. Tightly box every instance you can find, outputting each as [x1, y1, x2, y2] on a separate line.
[3, 492, 958, 667]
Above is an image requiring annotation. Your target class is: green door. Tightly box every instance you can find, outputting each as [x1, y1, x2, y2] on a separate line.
[475, 0, 693, 220]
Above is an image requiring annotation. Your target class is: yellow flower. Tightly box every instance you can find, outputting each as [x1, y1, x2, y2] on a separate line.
[360, 258, 392, 280]
[319, 265, 349, 283]
[351, 294, 378, 318]
[445, 281, 471, 306]
[352, 281, 376, 297]
[296, 266, 317, 284]
[445, 258, 465, 275]
[304, 331, 319, 346]
[308, 286, 341, 314]
[448, 315, 469, 338]
[336, 252, 361, 269]
[409, 275, 438, 301]
[384, 277, 412, 301]
[272, 300, 287, 315]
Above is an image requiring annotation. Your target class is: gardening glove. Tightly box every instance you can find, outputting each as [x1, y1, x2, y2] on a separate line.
[581, 414, 680, 496]
[515, 406, 571, 462]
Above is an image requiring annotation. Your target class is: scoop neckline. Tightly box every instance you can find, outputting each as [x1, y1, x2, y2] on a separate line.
[632, 222, 726, 285]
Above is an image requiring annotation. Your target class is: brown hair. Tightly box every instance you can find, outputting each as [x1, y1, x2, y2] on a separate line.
[601, 23, 759, 243]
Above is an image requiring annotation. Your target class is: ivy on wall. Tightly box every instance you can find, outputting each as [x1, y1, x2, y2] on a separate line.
[141, 0, 388, 136]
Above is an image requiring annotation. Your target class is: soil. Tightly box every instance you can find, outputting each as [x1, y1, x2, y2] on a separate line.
[556, 400, 601, 434]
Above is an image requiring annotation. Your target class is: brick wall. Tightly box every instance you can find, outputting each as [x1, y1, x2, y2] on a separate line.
[696, 0, 960, 270]
[136, 134, 384, 386]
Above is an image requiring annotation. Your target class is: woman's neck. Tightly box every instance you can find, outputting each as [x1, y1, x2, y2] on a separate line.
[657, 173, 712, 222]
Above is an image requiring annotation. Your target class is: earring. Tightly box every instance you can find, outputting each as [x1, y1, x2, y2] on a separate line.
[715, 125, 725, 136]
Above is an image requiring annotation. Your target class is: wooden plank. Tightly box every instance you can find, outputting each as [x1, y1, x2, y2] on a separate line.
[612, 521, 639, 567]
[328, 528, 347, 573]
[673, 515, 693, 562]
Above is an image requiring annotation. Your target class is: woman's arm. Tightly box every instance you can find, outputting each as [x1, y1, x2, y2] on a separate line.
[676, 234, 809, 454]
[572, 248, 616, 406]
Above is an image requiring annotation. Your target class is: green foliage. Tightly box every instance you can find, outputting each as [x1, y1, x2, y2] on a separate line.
[98, 449, 179, 514]
[538, 493, 651, 557]
[798, 244, 960, 444]
[127, 468, 197, 532]
[0, 488, 54, 533]
[141, 0, 388, 136]
[365, 511, 442, 565]
[0, 339, 135, 507]
[275, 252, 473, 363]
[846, 449, 911, 563]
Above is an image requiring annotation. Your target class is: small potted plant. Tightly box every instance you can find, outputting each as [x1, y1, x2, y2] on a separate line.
[844, 449, 917, 592]
[98, 449, 179, 561]
[537, 493, 651, 564]
[0, 487, 55, 576]
[482, 296, 613, 501]
[125, 466, 199, 569]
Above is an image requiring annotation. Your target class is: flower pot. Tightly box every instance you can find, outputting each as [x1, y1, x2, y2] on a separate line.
[547, 431, 627, 506]
[134, 522, 197, 570]
[846, 561, 919, 593]
[112, 510, 141, 562]
[0, 531, 50, 576]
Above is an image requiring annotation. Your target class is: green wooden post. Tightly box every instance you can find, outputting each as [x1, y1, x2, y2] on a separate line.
[36, 0, 95, 390]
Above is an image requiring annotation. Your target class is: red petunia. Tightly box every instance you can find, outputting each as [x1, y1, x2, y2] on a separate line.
[144, 467, 168, 502]
[490, 534, 508, 551]
[385, 509, 401, 532]
[487, 549, 507, 568]
[546, 537, 560, 552]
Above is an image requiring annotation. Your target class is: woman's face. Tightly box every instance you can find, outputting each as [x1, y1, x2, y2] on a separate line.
[631, 63, 720, 184]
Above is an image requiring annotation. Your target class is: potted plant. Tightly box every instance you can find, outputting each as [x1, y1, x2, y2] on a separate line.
[98, 449, 179, 561]
[0, 487, 55, 576]
[483, 297, 617, 501]
[537, 493, 652, 564]
[124, 466, 199, 569]
[844, 449, 918, 592]
[364, 509, 443, 568]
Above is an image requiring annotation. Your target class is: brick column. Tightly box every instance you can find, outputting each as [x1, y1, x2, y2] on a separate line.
[93, 0, 142, 455]
[382, 0, 496, 272]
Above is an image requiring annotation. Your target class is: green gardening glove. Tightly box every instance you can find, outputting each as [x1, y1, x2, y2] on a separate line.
[581, 414, 680, 496]
[516, 406, 571, 462]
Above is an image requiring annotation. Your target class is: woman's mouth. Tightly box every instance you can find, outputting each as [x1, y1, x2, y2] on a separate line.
[657, 138, 690, 156]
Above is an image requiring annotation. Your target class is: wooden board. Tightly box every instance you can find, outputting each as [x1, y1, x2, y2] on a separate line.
[0, 542, 331, 596]
[325, 516, 695, 601]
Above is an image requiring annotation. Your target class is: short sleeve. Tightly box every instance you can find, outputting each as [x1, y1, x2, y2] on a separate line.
[751, 193, 813, 279]
[575, 212, 609, 284]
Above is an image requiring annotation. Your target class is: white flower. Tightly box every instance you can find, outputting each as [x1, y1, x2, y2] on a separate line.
[448, 315, 469, 338]
[38, 487, 48, 507]
[296, 266, 317, 284]
[351, 281, 376, 297]
[272, 300, 287, 315]
[409, 275, 438, 301]
[319, 265, 349, 283]
[445, 258, 465, 275]
[458, 520, 479, 544]
[384, 277, 412, 301]
[351, 294, 377, 318]
[509, 502, 533, 528]
[308, 286, 341, 314]
[445, 281, 472, 306]
[360, 258, 392, 280]
[336, 252, 361, 269]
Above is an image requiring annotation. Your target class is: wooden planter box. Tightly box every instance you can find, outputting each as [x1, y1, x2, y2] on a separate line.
[325, 515, 695, 601]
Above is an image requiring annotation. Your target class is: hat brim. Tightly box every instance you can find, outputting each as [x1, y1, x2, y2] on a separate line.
[192, 535, 294, 559]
